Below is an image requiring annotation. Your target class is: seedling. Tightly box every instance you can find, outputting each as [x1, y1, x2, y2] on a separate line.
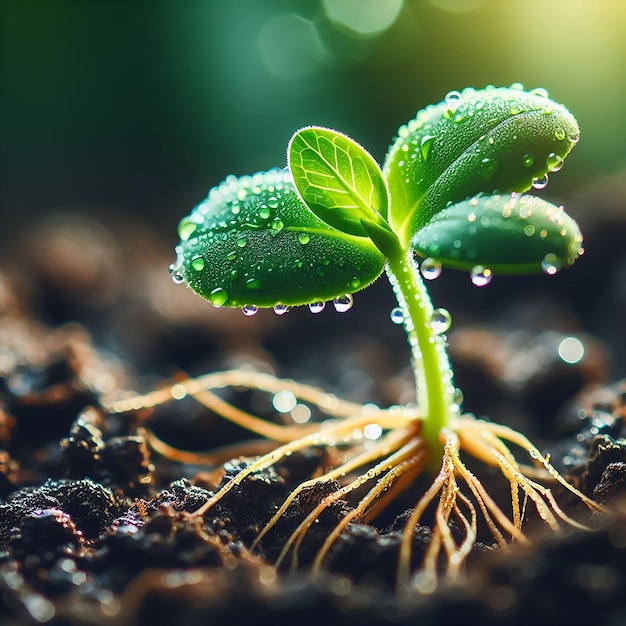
[112, 85, 603, 592]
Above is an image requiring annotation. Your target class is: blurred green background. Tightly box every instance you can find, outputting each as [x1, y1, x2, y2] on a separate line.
[2, 0, 625, 238]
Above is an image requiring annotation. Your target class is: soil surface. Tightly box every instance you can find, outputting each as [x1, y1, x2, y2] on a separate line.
[2, 207, 626, 625]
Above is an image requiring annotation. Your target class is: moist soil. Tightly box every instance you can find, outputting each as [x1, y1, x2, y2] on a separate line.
[1, 206, 626, 626]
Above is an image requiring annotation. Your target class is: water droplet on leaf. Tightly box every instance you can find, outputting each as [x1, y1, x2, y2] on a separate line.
[541, 253, 561, 275]
[246, 278, 262, 290]
[308, 301, 325, 314]
[390, 307, 404, 325]
[420, 135, 435, 161]
[242, 304, 258, 316]
[191, 256, 205, 271]
[479, 157, 498, 181]
[208, 287, 228, 308]
[522, 153, 534, 167]
[333, 294, 354, 313]
[470, 265, 493, 287]
[169, 265, 185, 284]
[430, 308, 451, 334]
[546, 152, 564, 172]
[273, 304, 290, 315]
[420, 258, 442, 280]
[298, 233, 310, 244]
[532, 174, 549, 189]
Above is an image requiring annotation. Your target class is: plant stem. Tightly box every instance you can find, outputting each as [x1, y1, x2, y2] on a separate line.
[386, 245, 454, 456]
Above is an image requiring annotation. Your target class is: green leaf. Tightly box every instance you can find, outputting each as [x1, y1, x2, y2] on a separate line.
[411, 193, 583, 274]
[288, 126, 389, 237]
[384, 85, 580, 246]
[172, 169, 386, 308]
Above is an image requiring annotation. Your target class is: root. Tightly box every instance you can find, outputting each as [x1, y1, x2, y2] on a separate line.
[107, 369, 607, 593]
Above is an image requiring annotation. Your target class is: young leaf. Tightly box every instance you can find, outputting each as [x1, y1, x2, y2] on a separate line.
[411, 193, 583, 274]
[288, 126, 389, 237]
[173, 169, 385, 308]
[384, 86, 580, 246]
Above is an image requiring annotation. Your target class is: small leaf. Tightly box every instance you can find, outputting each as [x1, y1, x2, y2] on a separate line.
[384, 86, 580, 245]
[289, 126, 389, 237]
[411, 193, 583, 273]
[173, 169, 386, 308]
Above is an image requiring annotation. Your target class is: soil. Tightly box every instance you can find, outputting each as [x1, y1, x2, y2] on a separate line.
[2, 204, 626, 626]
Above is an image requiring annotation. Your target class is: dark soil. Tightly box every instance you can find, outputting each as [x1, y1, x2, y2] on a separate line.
[2, 209, 626, 625]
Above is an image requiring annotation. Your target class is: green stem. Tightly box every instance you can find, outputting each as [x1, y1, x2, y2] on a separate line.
[386, 245, 455, 455]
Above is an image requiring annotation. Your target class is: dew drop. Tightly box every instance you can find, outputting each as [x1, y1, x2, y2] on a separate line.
[420, 257, 442, 280]
[208, 287, 228, 308]
[541, 253, 561, 275]
[191, 256, 205, 271]
[237, 236, 248, 248]
[258, 207, 271, 220]
[273, 304, 290, 315]
[298, 233, 310, 245]
[479, 157, 498, 181]
[522, 153, 535, 167]
[226, 250, 238, 261]
[430, 308, 451, 335]
[420, 135, 435, 161]
[532, 174, 549, 190]
[333, 294, 353, 313]
[554, 127, 566, 141]
[246, 277, 262, 290]
[270, 218, 284, 233]
[569, 132, 580, 143]
[169, 265, 185, 284]
[524, 224, 536, 237]
[546, 152, 564, 172]
[242, 304, 258, 316]
[444, 90, 462, 104]
[177, 218, 198, 242]
[470, 265, 493, 287]
[268, 196, 279, 209]
[390, 307, 405, 325]
[308, 301, 325, 314]
[530, 87, 549, 98]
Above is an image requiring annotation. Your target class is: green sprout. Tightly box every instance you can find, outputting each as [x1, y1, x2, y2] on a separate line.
[116, 85, 603, 592]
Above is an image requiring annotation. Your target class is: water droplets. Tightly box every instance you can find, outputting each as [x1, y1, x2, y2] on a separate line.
[430, 308, 451, 335]
[208, 287, 228, 308]
[532, 174, 549, 190]
[191, 256, 205, 272]
[308, 301, 326, 314]
[270, 218, 284, 234]
[470, 265, 493, 287]
[420, 135, 435, 161]
[479, 157, 498, 181]
[420, 257, 442, 280]
[554, 127, 566, 141]
[333, 294, 354, 313]
[298, 232, 311, 245]
[246, 277, 262, 290]
[242, 304, 258, 316]
[169, 264, 185, 284]
[546, 152, 564, 172]
[541, 253, 561, 275]
[273, 304, 291, 315]
[522, 153, 534, 168]
[236, 236, 248, 248]
[177, 218, 198, 242]
[390, 307, 405, 325]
